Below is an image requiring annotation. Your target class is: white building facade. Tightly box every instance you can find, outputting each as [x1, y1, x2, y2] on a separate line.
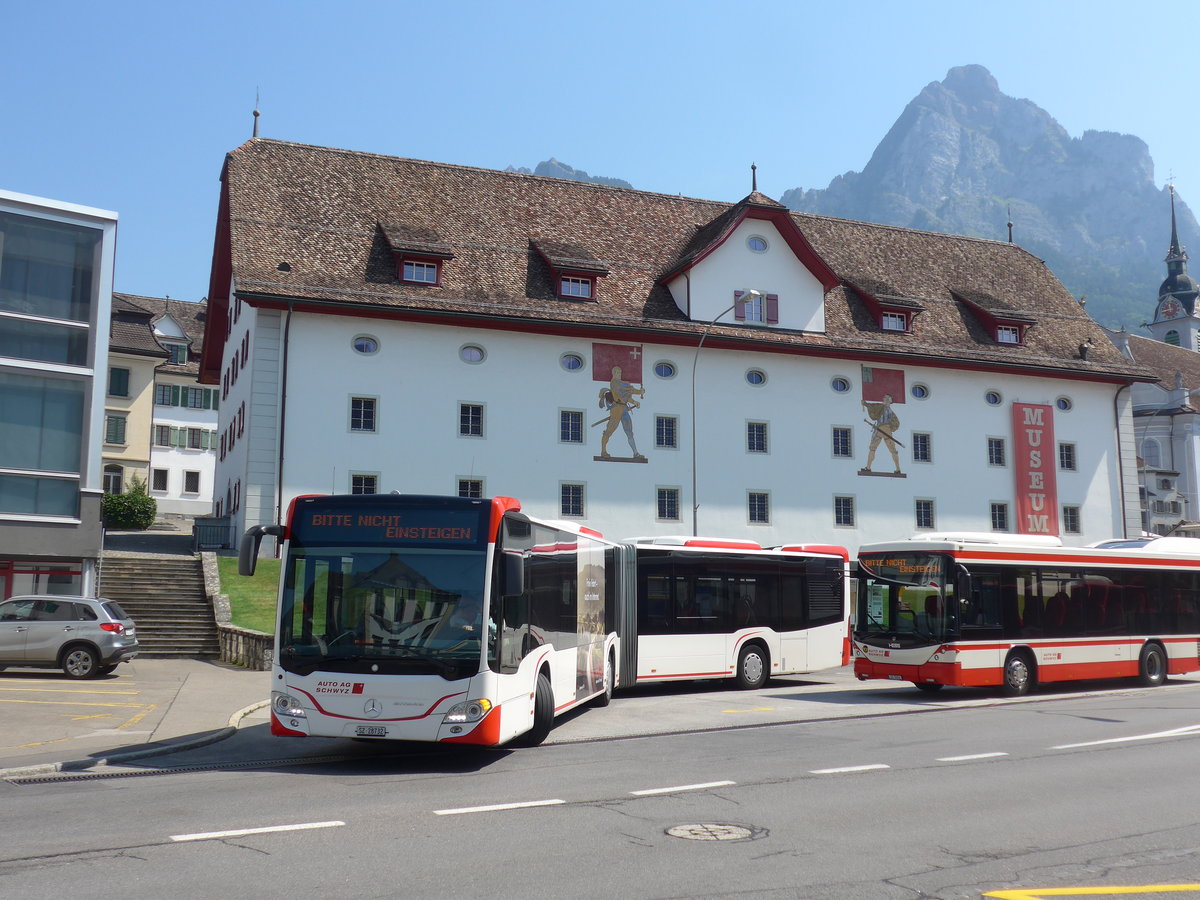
[201, 141, 1149, 557]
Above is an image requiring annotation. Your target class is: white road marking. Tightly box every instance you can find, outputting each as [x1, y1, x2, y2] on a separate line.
[937, 752, 1009, 761]
[434, 799, 565, 816]
[809, 764, 890, 774]
[171, 821, 345, 842]
[1052, 723, 1200, 750]
[630, 780, 736, 796]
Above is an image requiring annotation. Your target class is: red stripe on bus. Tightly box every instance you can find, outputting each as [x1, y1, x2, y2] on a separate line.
[293, 686, 466, 721]
[637, 671, 732, 681]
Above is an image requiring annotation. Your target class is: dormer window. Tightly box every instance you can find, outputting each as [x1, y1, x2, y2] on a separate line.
[996, 325, 1022, 344]
[163, 342, 188, 364]
[846, 280, 923, 335]
[734, 290, 779, 325]
[950, 289, 1035, 349]
[560, 275, 594, 300]
[881, 312, 909, 332]
[401, 258, 441, 285]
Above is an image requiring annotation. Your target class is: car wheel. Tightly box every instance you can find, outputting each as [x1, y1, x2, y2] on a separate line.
[913, 682, 944, 693]
[1138, 643, 1167, 687]
[1002, 651, 1034, 697]
[735, 643, 768, 690]
[62, 645, 100, 679]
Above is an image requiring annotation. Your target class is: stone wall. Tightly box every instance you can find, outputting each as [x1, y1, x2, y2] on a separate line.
[203, 551, 273, 671]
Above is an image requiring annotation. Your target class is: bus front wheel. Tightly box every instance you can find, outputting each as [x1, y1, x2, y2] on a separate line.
[736, 644, 768, 690]
[520, 672, 554, 746]
[1138, 643, 1167, 687]
[1002, 651, 1035, 697]
[913, 682, 943, 693]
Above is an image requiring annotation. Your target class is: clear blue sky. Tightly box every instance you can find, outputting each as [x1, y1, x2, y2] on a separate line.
[5, 0, 1197, 303]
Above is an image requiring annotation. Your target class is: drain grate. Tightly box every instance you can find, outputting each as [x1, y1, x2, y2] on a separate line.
[666, 823, 763, 842]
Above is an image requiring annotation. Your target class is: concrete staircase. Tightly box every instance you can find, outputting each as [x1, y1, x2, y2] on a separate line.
[98, 556, 220, 658]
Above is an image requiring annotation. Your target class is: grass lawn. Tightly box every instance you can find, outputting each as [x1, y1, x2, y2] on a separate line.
[217, 555, 279, 634]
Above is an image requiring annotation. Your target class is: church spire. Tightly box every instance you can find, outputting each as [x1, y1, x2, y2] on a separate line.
[1167, 184, 1186, 264]
[1154, 183, 1200, 324]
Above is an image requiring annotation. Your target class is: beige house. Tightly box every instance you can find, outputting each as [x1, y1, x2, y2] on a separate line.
[102, 296, 167, 494]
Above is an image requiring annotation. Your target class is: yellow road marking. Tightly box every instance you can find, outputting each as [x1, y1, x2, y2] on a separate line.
[0, 687, 139, 695]
[0, 698, 144, 708]
[722, 707, 776, 714]
[985, 885, 1200, 898]
[118, 704, 156, 730]
[64, 714, 113, 722]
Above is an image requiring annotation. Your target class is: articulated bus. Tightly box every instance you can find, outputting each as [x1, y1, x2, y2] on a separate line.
[853, 533, 1200, 696]
[240, 494, 850, 747]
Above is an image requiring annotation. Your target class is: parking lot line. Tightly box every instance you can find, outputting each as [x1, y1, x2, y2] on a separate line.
[0, 687, 140, 696]
[0, 698, 145, 708]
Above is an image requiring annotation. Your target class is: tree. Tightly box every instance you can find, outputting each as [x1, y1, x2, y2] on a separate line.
[102, 475, 157, 530]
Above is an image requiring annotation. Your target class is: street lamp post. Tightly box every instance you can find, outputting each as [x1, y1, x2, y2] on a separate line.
[691, 293, 755, 536]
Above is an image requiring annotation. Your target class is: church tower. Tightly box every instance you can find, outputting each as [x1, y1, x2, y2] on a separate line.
[1147, 185, 1200, 349]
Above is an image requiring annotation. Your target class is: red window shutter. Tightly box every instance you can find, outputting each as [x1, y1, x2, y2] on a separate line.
[766, 294, 779, 324]
[734, 290, 747, 321]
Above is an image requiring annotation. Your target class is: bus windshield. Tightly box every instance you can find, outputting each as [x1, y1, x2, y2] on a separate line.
[278, 545, 490, 680]
[857, 552, 955, 644]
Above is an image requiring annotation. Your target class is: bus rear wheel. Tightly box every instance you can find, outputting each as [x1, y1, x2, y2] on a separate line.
[1002, 651, 1035, 697]
[735, 644, 768, 690]
[594, 652, 614, 707]
[520, 672, 554, 746]
[1137, 643, 1167, 687]
[913, 682, 943, 693]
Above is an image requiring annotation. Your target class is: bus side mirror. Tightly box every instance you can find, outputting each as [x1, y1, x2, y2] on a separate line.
[239, 524, 284, 576]
[501, 552, 524, 597]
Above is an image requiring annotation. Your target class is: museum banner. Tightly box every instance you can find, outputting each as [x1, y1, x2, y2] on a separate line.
[1012, 402, 1059, 535]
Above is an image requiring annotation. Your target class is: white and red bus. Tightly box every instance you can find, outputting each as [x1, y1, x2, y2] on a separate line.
[240, 494, 850, 747]
[853, 533, 1200, 696]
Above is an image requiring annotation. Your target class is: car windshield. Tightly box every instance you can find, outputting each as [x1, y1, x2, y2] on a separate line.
[857, 552, 955, 643]
[278, 544, 489, 680]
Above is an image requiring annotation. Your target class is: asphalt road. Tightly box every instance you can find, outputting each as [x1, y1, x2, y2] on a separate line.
[1, 681, 1198, 899]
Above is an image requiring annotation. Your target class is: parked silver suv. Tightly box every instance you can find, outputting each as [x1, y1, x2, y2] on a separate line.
[0, 595, 139, 679]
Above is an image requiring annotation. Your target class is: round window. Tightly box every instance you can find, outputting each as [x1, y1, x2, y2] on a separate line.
[911, 384, 929, 400]
[560, 353, 584, 372]
[655, 361, 676, 379]
[459, 345, 486, 364]
[746, 369, 767, 386]
[747, 235, 769, 253]
[352, 335, 379, 355]
[985, 390, 1002, 406]
[1056, 396, 1073, 411]
[831, 377, 851, 394]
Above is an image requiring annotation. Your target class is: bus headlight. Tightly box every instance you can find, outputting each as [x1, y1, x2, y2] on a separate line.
[443, 698, 492, 724]
[273, 692, 307, 719]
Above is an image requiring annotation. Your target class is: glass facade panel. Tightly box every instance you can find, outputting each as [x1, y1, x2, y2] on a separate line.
[0, 473, 79, 517]
[0, 317, 89, 365]
[0, 370, 85, 473]
[0, 211, 99, 321]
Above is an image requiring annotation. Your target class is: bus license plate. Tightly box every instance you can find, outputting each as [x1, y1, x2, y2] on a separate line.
[355, 725, 387, 737]
[888, 674, 903, 680]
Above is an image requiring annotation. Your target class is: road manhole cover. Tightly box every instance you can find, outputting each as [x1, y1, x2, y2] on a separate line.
[666, 823, 763, 842]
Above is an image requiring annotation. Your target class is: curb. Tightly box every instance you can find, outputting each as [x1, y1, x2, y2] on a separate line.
[0, 700, 270, 781]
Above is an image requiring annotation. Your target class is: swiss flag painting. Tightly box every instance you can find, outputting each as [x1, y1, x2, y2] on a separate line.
[592, 343, 644, 383]
[861, 366, 905, 403]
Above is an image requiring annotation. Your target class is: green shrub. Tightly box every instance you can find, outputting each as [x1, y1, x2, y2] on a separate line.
[102, 475, 157, 529]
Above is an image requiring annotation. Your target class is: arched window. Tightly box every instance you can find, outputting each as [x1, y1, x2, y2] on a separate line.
[1142, 438, 1161, 469]
[1166, 330, 1181, 346]
[103, 464, 123, 494]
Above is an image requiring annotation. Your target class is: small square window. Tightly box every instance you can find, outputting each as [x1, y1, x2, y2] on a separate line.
[915, 498, 936, 530]
[561, 483, 585, 517]
[834, 495, 856, 527]
[151, 469, 168, 492]
[155, 384, 174, 405]
[351, 473, 378, 495]
[350, 397, 377, 433]
[990, 502, 1009, 531]
[458, 478, 483, 499]
[184, 471, 201, 494]
[402, 260, 439, 284]
[108, 367, 130, 398]
[154, 425, 172, 447]
[997, 325, 1021, 344]
[560, 410, 584, 443]
[559, 276, 593, 299]
[656, 415, 678, 449]
[1058, 442, 1077, 471]
[187, 427, 204, 449]
[987, 437, 1007, 467]
[881, 312, 907, 332]
[832, 427, 853, 458]
[460, 403, 484, 437]
[1062, 505, 1081, 534]
[742, 293, 765, 323]
[657, 488, 680, 521]
[912, 432, 932, 463]
[746, 421, 768, 454]
[748, 491, 770, 524]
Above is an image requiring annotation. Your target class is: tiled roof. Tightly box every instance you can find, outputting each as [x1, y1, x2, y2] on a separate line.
[209, 138, 1150, 383]
[113, 292, 206, 374]
[1121, 333, 1200, 396]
